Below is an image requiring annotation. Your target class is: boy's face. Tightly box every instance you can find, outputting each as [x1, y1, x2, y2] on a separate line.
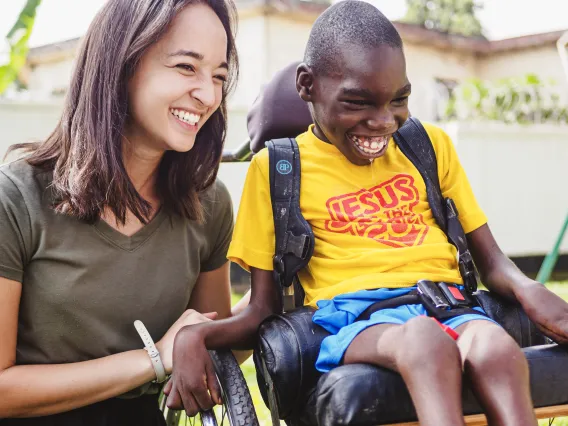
[298, 44, 410, 166]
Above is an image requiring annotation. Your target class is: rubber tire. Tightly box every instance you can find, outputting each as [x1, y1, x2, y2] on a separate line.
[208, 350, 260, 426]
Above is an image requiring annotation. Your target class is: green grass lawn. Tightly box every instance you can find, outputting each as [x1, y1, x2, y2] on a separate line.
[231, 282, 568, 426]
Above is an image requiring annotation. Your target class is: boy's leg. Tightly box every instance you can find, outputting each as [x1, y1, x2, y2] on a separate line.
[455, 320, 537, 426]
[344, 316, 466, 426]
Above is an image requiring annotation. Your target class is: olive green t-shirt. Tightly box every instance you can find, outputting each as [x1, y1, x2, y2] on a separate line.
[0, 160, 233, 369]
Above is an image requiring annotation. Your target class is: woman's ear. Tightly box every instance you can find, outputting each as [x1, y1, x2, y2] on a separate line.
[296, 63, 314, 103]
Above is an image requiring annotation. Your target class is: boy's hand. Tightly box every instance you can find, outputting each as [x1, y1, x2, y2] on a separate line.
[516, 281, 568, 344]
[165, 327, 222, 416]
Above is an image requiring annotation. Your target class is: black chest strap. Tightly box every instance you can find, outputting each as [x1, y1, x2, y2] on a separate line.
[393, 118, 479, 294]
[267, 138, 315, 295]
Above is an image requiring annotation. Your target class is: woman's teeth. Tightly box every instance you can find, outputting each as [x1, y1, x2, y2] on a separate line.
[170, 109, 200, 125]
[350, 135, 389, 155]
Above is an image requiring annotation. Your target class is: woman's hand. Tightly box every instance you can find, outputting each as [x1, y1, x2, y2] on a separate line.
[156, 310, 217, 374]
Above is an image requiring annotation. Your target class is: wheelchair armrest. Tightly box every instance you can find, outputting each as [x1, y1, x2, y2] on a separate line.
[254, 306, 330, 419]
[475, 290, 549, 347]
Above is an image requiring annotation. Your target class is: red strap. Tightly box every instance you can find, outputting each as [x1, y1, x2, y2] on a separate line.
[449, 286, 465, 301]
[431, 317, 460, 341]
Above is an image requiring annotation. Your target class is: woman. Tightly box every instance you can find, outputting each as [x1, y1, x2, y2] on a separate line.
[0, 0, 238, 424]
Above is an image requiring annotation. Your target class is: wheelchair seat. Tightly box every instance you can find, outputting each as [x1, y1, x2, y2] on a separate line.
[255, 291, 568, 426]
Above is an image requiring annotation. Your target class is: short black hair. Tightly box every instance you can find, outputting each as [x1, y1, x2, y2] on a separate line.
[304, 0, 403, 75]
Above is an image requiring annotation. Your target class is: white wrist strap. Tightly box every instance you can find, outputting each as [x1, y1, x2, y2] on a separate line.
[134, 320, 167, 383]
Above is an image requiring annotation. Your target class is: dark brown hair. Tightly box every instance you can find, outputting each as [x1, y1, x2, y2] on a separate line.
[11, 0, 238, 224]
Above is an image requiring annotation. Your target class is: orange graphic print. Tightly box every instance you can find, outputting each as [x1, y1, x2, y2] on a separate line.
[325, 174, 429, 248]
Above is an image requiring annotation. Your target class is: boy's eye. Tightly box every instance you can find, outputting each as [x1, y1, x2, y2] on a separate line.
[343, 99, 370, 107]
[392, 96, 409, 106]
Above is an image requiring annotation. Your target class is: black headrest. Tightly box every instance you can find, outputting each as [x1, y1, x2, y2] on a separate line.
[247, 61, 313, 153]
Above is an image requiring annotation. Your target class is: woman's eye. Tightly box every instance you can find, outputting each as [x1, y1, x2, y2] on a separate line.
[176, 64, 195, 72]
[214, 75, 227, 83]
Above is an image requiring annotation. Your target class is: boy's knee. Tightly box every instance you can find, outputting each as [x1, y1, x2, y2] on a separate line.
[465, 325, 528, 377]
[397, 316, 460, 372]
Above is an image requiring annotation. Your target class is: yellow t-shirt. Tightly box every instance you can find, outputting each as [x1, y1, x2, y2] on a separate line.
[228, 123, 487, 308]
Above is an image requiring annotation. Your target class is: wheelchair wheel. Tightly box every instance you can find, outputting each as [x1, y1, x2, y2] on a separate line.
[161, 350, 259, 426]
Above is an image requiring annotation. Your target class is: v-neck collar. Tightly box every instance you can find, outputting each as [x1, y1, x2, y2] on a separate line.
[93, 208, 168, 251]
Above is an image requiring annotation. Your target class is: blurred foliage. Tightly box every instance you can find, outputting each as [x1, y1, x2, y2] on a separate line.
[0, 0, 42, 94]
[441, 74, 568, 124]
[404, 0, 484, 38]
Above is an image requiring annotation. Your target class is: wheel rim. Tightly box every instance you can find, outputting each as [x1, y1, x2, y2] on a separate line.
[171, 376, 231, 426]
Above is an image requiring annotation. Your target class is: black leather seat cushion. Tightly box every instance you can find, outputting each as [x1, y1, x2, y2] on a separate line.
[254, 290, 565, 426]
[315, 344, 568, 425]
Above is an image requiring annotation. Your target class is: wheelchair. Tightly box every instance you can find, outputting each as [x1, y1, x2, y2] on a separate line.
[164, 61, 568, 425]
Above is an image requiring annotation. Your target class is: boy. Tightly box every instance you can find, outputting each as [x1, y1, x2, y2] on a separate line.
[167, 2, 568, 425]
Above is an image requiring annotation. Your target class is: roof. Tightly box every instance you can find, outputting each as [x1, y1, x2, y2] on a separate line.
[28, 37, 81, 65]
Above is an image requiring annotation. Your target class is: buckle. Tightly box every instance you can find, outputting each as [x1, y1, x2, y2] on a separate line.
[284, 232, 310, 259]
[458, 250, 478, 294]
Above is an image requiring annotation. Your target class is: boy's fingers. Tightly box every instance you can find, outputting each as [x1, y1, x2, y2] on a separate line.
[163, 378, 173, 396]
[166, 382, 184, 410]
[182, 392, 201, 418]
[206, 359, 222, 405]
[191, 371, 215, 411]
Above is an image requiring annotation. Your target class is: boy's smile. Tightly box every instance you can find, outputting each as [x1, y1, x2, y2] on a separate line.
[297, 44, 410, 166]
[347, 133, 390, 159]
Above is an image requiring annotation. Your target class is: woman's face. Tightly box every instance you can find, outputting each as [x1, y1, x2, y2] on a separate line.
[126, 3, 228, 154]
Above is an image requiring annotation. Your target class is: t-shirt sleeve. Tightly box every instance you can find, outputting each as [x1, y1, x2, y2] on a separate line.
[201, 180, 234, 272]
[227, 151, 275, 272]
[0, 170, 31, 282]
[426, 124, 488, 234]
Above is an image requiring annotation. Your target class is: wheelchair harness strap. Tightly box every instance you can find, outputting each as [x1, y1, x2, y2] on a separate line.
[356, 285, 486, 322]
[392, 118, 479, 295]
[267, 118, 480, 313]
[267, 137, 314, 308]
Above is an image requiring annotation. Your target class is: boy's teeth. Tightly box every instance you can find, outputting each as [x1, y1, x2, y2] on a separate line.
[350, 134, 388, 155]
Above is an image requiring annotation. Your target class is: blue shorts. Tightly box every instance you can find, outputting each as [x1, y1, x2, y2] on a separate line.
[313, 287, 498, 373]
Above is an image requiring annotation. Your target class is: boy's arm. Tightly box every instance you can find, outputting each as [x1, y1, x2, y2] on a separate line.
[468, 224, 568, 344]
[165, 268, 279, 414]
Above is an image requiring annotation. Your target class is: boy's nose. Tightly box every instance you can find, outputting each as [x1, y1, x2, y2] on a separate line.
[366, 111, 396, 133]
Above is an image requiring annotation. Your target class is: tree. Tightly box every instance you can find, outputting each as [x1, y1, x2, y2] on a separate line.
[403, 0, 484, 38]
[0, 0, 42, 94]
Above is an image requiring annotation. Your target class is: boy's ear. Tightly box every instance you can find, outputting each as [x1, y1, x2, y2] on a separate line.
[296, 63, 314, 102]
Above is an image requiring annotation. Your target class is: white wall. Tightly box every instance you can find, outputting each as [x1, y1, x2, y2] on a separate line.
[265, 16, 312, 77]
[229, 16, 267, 111]
[478, 46, 568, 102]
[0, 101, 64, 158]
[27, 58, 76, 100]
[442, 121, 568, 256]
[403, 43, 478, 121]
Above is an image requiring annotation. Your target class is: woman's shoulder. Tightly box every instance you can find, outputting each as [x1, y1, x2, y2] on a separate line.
[0, 159, 51, 201]
[200, 178, 232, 218]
